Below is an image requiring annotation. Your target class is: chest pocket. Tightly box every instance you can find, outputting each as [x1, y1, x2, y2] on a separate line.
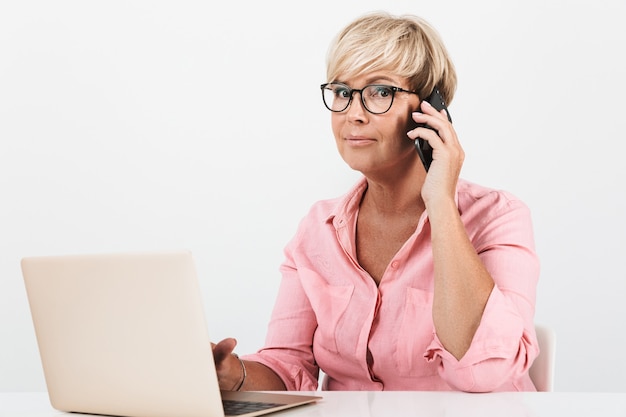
[300, 268, 354, 354]
[393, 287, 439, 377]
[318, 284, 355, 354]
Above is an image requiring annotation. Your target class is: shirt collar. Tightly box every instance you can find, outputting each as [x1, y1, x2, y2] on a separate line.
[326, 176, 462, 229]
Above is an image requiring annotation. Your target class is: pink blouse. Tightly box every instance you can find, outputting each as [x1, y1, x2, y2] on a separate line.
[244, 177, 540, 392]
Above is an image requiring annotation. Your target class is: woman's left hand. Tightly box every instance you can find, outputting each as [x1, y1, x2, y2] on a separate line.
[408, 100, 464, 209]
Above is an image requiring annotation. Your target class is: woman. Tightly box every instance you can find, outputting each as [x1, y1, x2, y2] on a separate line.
[213, 11, 540, 392]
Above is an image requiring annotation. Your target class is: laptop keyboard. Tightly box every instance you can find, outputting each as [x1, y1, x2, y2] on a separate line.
[222, 400, 286, 416]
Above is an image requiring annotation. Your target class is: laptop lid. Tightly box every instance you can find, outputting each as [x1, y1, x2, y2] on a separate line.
[21, 250, 320, 417]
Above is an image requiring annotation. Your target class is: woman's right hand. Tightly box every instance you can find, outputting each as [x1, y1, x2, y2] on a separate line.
[211, 337, 244, 390]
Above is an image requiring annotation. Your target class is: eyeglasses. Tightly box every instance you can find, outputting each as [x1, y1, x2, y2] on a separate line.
[320, 82, 418, 115]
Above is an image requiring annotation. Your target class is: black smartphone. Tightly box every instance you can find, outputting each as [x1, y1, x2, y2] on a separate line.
[413, 87, 452, 171]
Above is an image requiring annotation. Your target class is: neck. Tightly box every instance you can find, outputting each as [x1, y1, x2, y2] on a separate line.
[361, 169, 426, 217]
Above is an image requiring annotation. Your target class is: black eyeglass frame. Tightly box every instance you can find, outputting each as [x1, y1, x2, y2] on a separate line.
[320, 82, 418, 115]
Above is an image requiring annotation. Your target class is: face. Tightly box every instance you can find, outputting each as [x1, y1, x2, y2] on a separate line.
[330, 71, 421, 180]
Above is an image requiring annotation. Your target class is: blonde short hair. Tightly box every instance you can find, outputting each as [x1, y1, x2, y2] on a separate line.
[326, 11, 457, 105]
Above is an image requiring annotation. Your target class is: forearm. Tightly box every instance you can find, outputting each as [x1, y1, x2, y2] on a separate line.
[427, 287, 539, 392]
[429, 199, 494, 360]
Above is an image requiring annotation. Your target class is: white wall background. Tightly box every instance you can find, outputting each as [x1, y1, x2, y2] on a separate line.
[1, 0, 625, 393]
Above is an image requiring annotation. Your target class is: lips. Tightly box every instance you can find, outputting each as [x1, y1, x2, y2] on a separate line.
[345, 136, 376, 146]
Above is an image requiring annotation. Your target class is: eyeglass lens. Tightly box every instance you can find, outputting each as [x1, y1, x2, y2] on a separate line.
[322, 84, 397, 114]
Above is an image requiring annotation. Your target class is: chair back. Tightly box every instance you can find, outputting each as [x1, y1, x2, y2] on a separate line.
[529, 324, 556, 392]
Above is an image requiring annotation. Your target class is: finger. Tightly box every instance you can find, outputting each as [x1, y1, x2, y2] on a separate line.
[407, 113, 446, 145]
[212, 337, 237, 364]
[420, 100, 449, 121]
[411, 111, 458, 149]
[411, 109, 447, 132]
[407, 126, 442, 148]
[419, 101, 454, 137]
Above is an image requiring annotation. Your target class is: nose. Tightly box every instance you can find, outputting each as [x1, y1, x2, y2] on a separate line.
[345, 90, 368, 121]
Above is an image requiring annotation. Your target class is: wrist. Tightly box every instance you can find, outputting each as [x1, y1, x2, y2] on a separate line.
[231, 354, 247, 391]
[424, 195, 457, 218]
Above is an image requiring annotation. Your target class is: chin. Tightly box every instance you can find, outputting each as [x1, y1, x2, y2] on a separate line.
[340, 155, 372, 174]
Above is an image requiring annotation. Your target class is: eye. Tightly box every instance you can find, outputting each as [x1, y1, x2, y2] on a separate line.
[369, 85, 394, 99]
[333, 85, 351, 99]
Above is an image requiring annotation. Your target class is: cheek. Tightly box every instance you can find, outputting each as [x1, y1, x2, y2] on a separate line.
[388, 117, 412, 144]
[330, 114, 343, 139]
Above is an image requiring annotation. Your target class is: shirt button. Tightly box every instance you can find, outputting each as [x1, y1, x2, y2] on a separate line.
[391, 260, 399, 269]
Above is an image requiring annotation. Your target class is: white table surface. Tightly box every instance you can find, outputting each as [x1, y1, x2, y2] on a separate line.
[2, 391, 626, 417]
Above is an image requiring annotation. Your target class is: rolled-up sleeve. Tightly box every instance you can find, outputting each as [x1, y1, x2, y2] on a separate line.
[242, 231, 320, 391]
[424, 191, 540, 392]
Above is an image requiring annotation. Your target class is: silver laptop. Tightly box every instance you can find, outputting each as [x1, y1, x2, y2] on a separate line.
[21, 250, 320, 417]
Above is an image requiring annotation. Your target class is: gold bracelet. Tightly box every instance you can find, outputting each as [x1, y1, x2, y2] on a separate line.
[232, 354, 247, 391]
